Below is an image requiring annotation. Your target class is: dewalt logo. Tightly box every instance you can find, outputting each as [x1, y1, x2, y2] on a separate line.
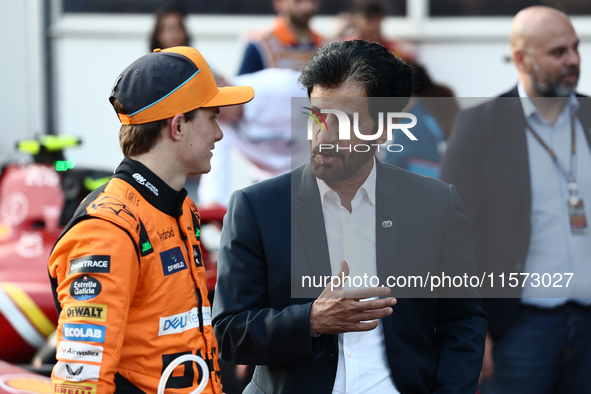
[65, 303, 107, 323]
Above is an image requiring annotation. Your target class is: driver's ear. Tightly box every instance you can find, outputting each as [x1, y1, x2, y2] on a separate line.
[169, 113, 185, 141]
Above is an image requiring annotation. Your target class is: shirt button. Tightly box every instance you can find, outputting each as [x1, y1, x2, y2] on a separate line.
[346, 352, 352, 358]
[347, 219, 351, 224]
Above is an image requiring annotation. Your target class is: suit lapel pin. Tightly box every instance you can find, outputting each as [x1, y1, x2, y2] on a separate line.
[382, 220, 393, 228]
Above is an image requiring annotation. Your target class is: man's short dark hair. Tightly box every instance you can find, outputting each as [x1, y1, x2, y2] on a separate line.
[299, 40, 414, 122]
[299, 40, 413, 98]
[113, 98, 199, 157]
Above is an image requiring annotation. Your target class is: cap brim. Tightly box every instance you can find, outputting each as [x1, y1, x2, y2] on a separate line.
[201, 85, 255, 108]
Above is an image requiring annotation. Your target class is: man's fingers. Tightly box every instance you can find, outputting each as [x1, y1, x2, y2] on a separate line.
[354, 307, 393, 321]
[340, 260, 350, 278]
[341, 286, 391, 299]
[328, 260, 350, 292]
[358, 297, 396, 311]
[351, 320, 379, 332]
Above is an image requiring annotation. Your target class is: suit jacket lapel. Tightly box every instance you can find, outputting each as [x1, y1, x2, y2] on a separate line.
[576, 96, 591, 151]
[374, 161, 403, 356]
[375, 161, 399, 283]
[503, 93, 532, 211]
[295, 164, 331, 299]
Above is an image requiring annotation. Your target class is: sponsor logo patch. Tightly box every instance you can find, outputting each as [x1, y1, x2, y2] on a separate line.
[158, 306, 212, 336]
[68, 255, 110, 275]
[125, 188, 140, 206]
[132, 173, 159, 196]
[160, 246, 187, 276]
[56, 341, 103, 363]
[70, 275, 102, 301]
[54, 361, 100, 382]
[62, 323, 106, 343]
[65, 303, 107, 323]
[53, 381, 96, 394]
[193, 245, 202, 267]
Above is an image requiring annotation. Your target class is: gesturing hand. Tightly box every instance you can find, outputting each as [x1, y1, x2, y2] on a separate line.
[309, 260, 396, 335]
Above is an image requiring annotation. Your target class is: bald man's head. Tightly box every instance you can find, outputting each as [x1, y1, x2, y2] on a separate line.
[511, 6, 580, 97]
[511, 6, 572, 51]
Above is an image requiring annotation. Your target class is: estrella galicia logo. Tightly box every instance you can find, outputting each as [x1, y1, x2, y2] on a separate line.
[193, 245, 202, 267]
[68, 255, 110, 275]
[160, 246, 187, 276]
[62, 323, 106, 343]
[70, 275, 102, 301]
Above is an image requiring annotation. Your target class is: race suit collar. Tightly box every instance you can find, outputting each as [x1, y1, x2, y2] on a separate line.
[114, 157, 188, 218]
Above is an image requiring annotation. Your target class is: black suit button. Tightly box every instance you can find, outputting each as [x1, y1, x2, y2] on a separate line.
[326, 353, 335, 362]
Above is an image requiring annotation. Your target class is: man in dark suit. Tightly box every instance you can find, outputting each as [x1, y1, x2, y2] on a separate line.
[441, 6, 591, 394]
[213, 40, 486, 394]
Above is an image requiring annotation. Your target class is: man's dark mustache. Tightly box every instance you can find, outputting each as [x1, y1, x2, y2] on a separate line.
[311, 145, 346, 160]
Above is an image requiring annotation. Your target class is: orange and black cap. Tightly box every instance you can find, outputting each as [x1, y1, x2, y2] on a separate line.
[110, 46, 254, 125]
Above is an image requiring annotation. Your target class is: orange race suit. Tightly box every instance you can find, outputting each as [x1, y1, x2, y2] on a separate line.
[48, 157, 222, 394]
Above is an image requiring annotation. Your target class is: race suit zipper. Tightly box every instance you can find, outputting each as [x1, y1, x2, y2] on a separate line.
[178, 215, 204, 333]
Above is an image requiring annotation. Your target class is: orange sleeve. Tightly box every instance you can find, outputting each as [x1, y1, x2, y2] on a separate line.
[49, 218, 139, 394]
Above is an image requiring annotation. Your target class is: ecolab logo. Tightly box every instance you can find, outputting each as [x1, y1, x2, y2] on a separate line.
[62, 323, 106, 344]
[158, 306, 212, 336]
[305, 107, 417, 153]
[132, 173, 159, 196]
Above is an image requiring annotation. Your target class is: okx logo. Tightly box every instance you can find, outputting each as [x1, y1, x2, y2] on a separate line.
[304, 107, 417, 152]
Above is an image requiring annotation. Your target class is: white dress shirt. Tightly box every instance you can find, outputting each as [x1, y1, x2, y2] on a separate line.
[316, 158, 399, 394]
[518, 84, 591, 306]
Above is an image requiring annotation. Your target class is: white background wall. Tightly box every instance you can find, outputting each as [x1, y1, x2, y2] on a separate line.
[2, 1, 591, 173]
[0, 0, 46, 164]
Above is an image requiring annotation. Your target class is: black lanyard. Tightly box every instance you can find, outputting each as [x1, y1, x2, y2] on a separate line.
[525, 113, 577, 187]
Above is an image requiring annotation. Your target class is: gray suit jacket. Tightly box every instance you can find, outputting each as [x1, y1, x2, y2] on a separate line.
[213, 160, 486, 394]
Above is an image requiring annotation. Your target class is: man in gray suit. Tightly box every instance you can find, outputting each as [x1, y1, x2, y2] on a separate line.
[441, 6, 591, 394]
[213, 40, 486, 394]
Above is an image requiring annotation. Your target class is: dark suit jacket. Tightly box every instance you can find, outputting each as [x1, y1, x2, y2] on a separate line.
[212, 160, 486, 394]
[440, 87, 591, 340]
